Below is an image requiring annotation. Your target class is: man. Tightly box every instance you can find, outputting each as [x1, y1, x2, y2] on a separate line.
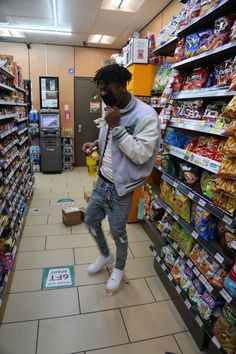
[83, 64, 160, 294]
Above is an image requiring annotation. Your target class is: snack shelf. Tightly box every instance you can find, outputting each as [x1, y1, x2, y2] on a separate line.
[4, 161, 21, 185]
[16, 103, 27, 107]
[14, 85, 26, 93]
[18, 136, 28, 146]
[160, 171, 236, 229]
[172, 41, 236, 70]
[0, 66, 14, 79]
[0, 113, 18, 121]
[0, 100, 18, 106]
[0, 83, 15, 93]
[172, 87, 236, 100]
[16, 116, 28, 123]
[152, 36, 178, 57]
[2, 151, 19, 170]
[10, 197, 24, 228]
[0, 126, 18, 139]
[0, 200, 6, 214]
[18, 127, 28, 135]
[19, 146, 29, 159]
[163, 143, 221, 174]
[169, 118, 225, 136]
[142, 218, 167, 248]
[0, 217, 8, 237]
[150, 244, 229, 354]
[6, 175, 22, 200]
[177, 0, 235, 38]
[149, 186, 232, 268]
[0, 138, 19, 155]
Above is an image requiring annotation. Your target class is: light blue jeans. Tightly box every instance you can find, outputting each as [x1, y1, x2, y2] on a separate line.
[84, 177, 133, 270]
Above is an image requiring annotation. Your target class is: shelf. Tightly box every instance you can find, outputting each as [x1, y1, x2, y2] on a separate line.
[18, 127, 28, 135]
[152, 36, 178, 57]
[149, 187, 232, 268]
[16, 103, 27, 107]
[0, 138, 19, 155]
[0, 216, 8, 237]
[0, 100, 17, 106]
[156, 167, 236, 229]
[18, 136, 28, 146]
[0, 200, 7, 214]
[0, 113, 17, 121]
[14, 85, 26, 93]
[171, 87, 236, 100]
[169, 118, 225, 136]
[16, 116, 28, 123]
[4, 161, 21, 184]
[6, 175, 22, 201]
[0, 126, 18, 139]
[172, 41, 236, 70]
[150, 245, 228, 354]
[19, 147, 29, 159]
[0, 66, 14, 79]
[163, 143, 221, 174]
[0, 83, 15, 92]
[2, 151, 19, 170]
[177, 0, 235, 38]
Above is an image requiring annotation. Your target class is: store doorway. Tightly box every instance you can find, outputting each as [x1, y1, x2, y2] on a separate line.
[74, 77, 101, 166]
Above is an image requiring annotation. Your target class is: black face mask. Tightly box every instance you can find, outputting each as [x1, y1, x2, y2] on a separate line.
[101, 91, 117, 107]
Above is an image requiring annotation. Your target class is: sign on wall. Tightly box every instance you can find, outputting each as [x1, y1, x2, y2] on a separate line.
[39, 76, 59, 109]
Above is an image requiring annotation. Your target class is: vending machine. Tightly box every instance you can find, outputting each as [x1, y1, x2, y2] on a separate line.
[39, 109, 62, 173]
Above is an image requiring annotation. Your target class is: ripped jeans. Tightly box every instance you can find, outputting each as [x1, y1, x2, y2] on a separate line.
[84, 177, 133, 270]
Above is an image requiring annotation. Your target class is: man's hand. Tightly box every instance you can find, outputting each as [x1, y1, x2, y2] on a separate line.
[104, 106, 120, 128]
[82, 142, 97, 155]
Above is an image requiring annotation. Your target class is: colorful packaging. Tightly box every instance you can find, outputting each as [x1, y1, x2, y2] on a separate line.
[213, 191, 236, 215]
[198, 291, 221, 321]
[190, 243, 208, 267]
[198, 29, 214, 54]
[183, 67, 209, 90]
[210, 268, 227, 289]
[223, 137, 236, 157]
[215, 59, 235, 87]
[152, 62, 172, 93]
[210, 16, 234, 50]
[216, 178, 236, 198]
[224, 263, 236, 299]
[200, 0, 217, 15]
[160, 154, 178, 177]
[179, 162, 200, 187]
[185, 33, 201, 58]
[218, 156, 236, 179]
[170, 189, 191, 223]
[192, 204, 218, 240]
[164, 127, 178, 146]
[230, 19, 236, 42]
[174, 38, 186, 62]
[199, 253, 220, 279]
[171, 257, 186, 282]
[161, 245, 178, 268]
[200, 171, 216, 200]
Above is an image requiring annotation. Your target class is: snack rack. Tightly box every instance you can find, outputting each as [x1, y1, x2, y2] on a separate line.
[61, 136, 74, 170]
[0, 56, 34, 307]
[143, 1, 236, 353]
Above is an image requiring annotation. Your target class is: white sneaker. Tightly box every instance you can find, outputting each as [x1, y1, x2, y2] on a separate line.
[88, 253, 114, 275]
[106, 268, 124, 293]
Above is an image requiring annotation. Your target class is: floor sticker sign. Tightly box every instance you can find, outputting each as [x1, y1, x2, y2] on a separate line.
[42, 266, 75, 289]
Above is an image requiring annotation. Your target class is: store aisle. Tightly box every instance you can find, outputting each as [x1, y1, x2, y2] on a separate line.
[0, 168, 206, 354]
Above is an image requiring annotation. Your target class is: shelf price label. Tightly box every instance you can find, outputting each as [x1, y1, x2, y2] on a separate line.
[173, 181, 178, 188]
[193, 267, 200, 277]
[199, 199, 206, 207]
[195, 315, 203, 327]
[162, 263, 167, 271]
[153, 250, 157, 257]
[184, 298, 191, 309]
[191, 231, 198, 239]
[212, 336, 221, 349]
[188, 191, 195, 199]
[156, 254, 161, 262]
[173, 242, 178, 250]
[175, 285, 181, 294]
[223, 215, 232, 226]
[179, 250, 185, 258]
[215, 253, 224, 264]
[220, 288, 232, 303]
[187, 259, 193, 268]
[168, 273, 173, 281]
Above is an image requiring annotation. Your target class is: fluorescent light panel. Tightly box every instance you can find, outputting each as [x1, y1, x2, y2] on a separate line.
[101, 0, 146, 12]
[52, 0, 58, 28]
[0, 28, 25, 38]
[0, 27, 71, 36]
[88, 34, 116, 44]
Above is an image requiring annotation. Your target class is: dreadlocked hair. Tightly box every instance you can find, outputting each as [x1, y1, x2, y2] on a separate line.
[93, 64, 132, 87]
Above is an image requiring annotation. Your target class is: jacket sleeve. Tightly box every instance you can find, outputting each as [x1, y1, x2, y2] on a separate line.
[112, 114, 160, 165]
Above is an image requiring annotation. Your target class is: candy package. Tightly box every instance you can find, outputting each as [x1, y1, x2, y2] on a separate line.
[171, 257, 186, 283]
[218, 156, 236, 178]
[183, 67, 209, 90]
[200, 171, 216, 200]
[185, 33, 201, 58]
[223, 137, 236, 157]
[161, 245, 178, 268]
[174, 38, 186, 62]
[216, 177, 236, 198]
[213, 303, 236, 354]
[213, 191, 236, 215]
[210, 16, 234, 50]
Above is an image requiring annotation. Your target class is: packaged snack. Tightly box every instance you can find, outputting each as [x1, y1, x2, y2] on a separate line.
[157, 212, 174, 234]
[218, 156, 236, 179]
[179, 162, 200, 186]
[229, 73, 236, 92]
[161, 245, 178, 268]
[193, 205, 218, 240]
[214, 139, 226, 163]
[168, 222, 182, 243]
[198, 29, 214, 54]
[213, 191, 236, 215]
[216, 178, 236, 198]
[171, 257, 186, 282]
[185, 33, 201, 58]
[210, 16, 234, 50]
[172, 70, 186, 92]
[186, 137, 199, 151]
[159, 107, 172, 138]
[198, 291, 221, 321]
[215, 59, 235, 87]
[160, 181, 173, 204]
[170, 189, 191, 223]
[182, 99, 204, 120]
[180, 265, 195, 295]
[230, 19, 236, 42]
[224, 263, 236, 299]
[190, 243, 208, 267]
[160, 154, 178, 176]
[178, 228, 195, 256]
[164, 127, 178, 146]
[223, 137, 236, 157]
[174, 38, 186, 62]
[224, 120, 236, 137]
[183, 67, 209, 90]
[152, 62, 173, 93]
[202, 103, 222, 122]
[187, 0, 201, 22]
[224, 232, 236, 251]
[200, 0, 217, 15]
[213, 303, 236, 354]
[199, 253, 220, 279]
[176, 131, 192, 149]
[200, 171, 216, 200]
[189, 279, 205, 312]
[210, 268, 227, 289]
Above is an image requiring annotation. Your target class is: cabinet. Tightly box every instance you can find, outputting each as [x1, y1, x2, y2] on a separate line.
[127, 64, 157, 96]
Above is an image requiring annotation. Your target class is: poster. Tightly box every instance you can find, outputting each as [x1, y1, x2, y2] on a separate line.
[39, 76, 59, 109]
[90, 99, 101, 113]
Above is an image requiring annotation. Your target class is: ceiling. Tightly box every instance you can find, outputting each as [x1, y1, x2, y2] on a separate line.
[0, 0, 172, 49]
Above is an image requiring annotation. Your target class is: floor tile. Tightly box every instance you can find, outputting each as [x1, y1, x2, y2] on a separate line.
[75, 264, 109, 286]
[14, 249, 74, 270]
[47, 214, 63, 224]
[121, 300, 187, 342]
[30, 199, 50, 207]
[128, 241, 152, 257]
[0, 321, 38, 354]
[174, 332, 207, 354]
[27, 206, 63, 215]
[121, 257, 157, 279]
[88, 336, 181, 354]
[18, 236, 46, 252]
[79, 278, 155, 313]
[145, 276, 170, 301]
[51, 187, 70, 193]
[71, 223, 90, 234]
[46, 234, 96, 250]
[2, 288, 79, 323]
[126, 223, 144, 230]
[127, 228, 149, 242]
[37, 310, 128, 354]
[32, 192, 69, 200]
[22, 224, 70, 237]
[25, 215, 48, 225]
[9, 269, 42, 293]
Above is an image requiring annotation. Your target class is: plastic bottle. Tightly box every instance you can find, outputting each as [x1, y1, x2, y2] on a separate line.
[29, 107, 39, 123]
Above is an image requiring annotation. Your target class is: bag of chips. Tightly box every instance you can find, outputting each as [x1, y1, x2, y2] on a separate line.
[213, 304, 236, 354]
[218, 156, 236, 179]
[213, 191, 236, 215]
[200, 171, 216, 200]
[185, 33, 201, 58]
[223, 137, 236, 157]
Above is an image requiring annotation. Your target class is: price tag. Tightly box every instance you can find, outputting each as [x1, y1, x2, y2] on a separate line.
[212, 336, 221, 349]
[156, 254, 161, 262]
[187, 259, 193, 268]
[215, 252, 224, 264]
[176, 118, 181, 123]
[153, 250, 157, 257]
[191, 231, 198, 239]
[173, 242, 178, 250]
[179, 250, 185, 258]
[188, 192, 195, 199]
[173, 181, 178, 188]
[223, 215, 232, 226]
[199, 199, 206, 207]
[198, 121, 205, 126]
[193, 267, 200, 277]
[200, 274, 207, 284]
[220, 288, 232, 303]
[215, 122, 224, 129]
[167, 207, 172, 214]
[185, 150, 191, 158]
[168, 273, 173, 281]
[173, 214, 179, 221]
[205, 281, 213, 293]
[195, 315, 203, 327]
[162, 263, 167, 271]
[176, 285, 181, 294]
[184, 299, 191, 309]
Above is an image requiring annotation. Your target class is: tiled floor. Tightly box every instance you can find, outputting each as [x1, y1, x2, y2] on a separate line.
[0, 168, 207, 354]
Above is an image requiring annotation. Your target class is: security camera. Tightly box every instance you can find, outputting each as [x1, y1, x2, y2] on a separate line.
[26, 41, 31, 49]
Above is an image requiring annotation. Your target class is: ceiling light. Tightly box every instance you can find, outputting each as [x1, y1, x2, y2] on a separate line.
[0, 28, 25, 38]
[100, 35, 116, 44]
[0, 27, 71, 36]
[101, 0, 146, 12]
[52, 0, 58, 28]
[88, 34, 116, 44]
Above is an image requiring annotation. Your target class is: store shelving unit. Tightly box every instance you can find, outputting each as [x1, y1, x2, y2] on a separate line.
[61, 136, 74, 170]
[146, 2, 236, 353]
[0, 59, 34, 307]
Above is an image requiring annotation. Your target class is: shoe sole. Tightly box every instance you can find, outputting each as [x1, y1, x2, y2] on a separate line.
[88, 256, 114, 275]
[104, 277, 129, 296]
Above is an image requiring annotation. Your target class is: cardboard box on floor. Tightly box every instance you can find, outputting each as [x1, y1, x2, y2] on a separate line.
[62, 206, 86, 226]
